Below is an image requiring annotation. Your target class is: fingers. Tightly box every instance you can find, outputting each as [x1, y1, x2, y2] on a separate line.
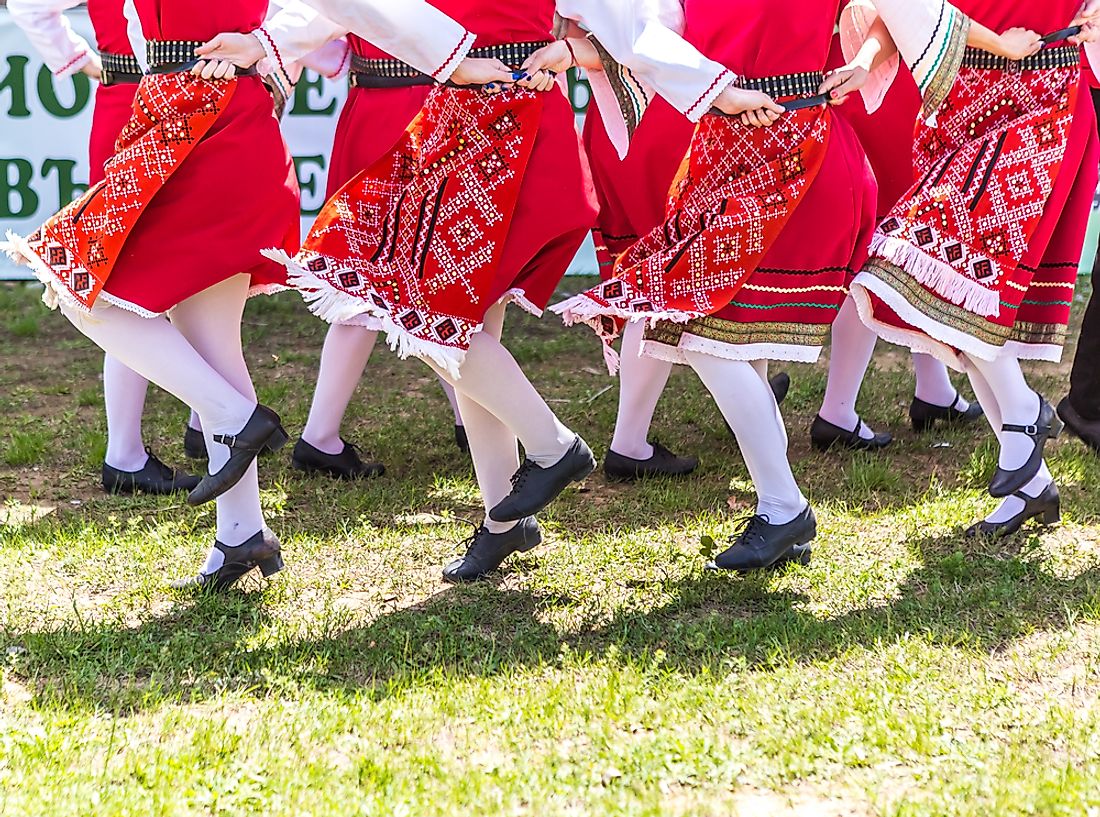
[191, 59, 236, 81]
[194, 35, 224, 58]
[516, 69, 556, 92]
[818, 71, 849, 95]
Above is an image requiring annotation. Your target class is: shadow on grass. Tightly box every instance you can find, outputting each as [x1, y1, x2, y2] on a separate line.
[7, 529, 1098, 714]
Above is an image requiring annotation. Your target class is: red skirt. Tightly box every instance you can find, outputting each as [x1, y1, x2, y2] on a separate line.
[326, 85, 432, 196]
[851, 59, 1100, 368]
[826, 33, 920, 218]
[582, 97, 694, 274]
[555, 107, 877, 370]
[277, 85, 596, 374]
[7, 74, 299, 317]
[89, 83, 138, 185]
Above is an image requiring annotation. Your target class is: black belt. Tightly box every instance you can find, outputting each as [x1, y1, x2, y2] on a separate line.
[100, 50, 143, 86]
[349, 54, 433, 89]
[961, 44, 1079, 72]
[146, 40, 259, 76]
[710, 70, 829, 117]
[349, 40, 552, 90]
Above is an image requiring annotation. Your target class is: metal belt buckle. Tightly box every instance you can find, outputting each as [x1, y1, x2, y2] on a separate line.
[100, 69, 114, 87]
[1007, 58, 1023, 74]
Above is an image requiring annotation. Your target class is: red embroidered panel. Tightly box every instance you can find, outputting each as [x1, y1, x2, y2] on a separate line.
[20, 74, 233, 311]
[872, 64, 1079, 318]
[290, 88, 543, 364]
[554, 107, 831, 351]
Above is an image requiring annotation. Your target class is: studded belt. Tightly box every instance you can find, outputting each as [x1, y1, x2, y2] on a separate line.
[710, 70, 829, 117]
[740, 71, 825, 100]
[99, 50, 143, 86]
[961, 44, 1079, 73]
[349, 40, 553, 90]
[146, 40, 259, 77]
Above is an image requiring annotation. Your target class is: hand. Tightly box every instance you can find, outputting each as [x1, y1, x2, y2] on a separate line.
[1070, 21, 1100, 44]
[190, 59, 238, 80]
[449, 57, 514, 88]
[1075, 0, 1100, 23]
[80, 52, 103, 82]
[521, 40, 573, 75]
[714, 85, 784, 125]
[991, 27, 1042, 61]
[516, 69, 558, 93]
[195, 33, 265, 68]
[819, 65, 869, 106]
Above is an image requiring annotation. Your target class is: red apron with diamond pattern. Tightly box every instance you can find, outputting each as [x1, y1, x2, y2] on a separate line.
[553, 107, 831, 360]
[284, 88, 543, 367]
[14, 74, 232, 312]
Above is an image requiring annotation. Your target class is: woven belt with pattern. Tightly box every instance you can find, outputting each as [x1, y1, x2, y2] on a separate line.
[740, 71, 825, 100]
[146, 40, 259, 77]
[349, 40, 552, 90]
[961, 44, 1080, 72]
[100, 50, 143, 86]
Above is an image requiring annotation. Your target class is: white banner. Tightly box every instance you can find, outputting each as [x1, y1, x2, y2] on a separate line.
[0, 8, 598, 279]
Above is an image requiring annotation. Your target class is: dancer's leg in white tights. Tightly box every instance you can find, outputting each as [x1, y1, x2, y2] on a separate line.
[820, 296, 884, 440]
[428, 302, 574, 467]
[609, 320, 674, 460]
[684, 349, 806, 524]
[436, 304, 520, 534]
[102, 355, 151, 472]
[962, 357, 1052, 523]
[439, 379, 464, 427]
[169, 275, 266, 557]
[961, 354, 1041, 471]
[911, 352, 964, 407]
[301, 323, 378, 455]
[822, 296, 970, 436]
[61, 276, 262, 563]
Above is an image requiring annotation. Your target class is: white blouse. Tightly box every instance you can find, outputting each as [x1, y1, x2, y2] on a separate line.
[7, 0, 94, 76]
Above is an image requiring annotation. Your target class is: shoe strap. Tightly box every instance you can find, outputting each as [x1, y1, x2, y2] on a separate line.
[950, 391, 963, 410]
[1001, 422, 1050, 437]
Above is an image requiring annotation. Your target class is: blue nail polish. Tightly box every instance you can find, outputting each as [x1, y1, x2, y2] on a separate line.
[512, 71, 528, 81]
[485, 83, 497, 90]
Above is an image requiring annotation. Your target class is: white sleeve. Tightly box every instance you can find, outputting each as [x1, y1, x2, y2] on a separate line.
[254, 1, 350, 102]
[7, 0, 92, 76]
[122, 0, 148, 72]
[560, 0, 734, 156]
[293, 0, 475, 83]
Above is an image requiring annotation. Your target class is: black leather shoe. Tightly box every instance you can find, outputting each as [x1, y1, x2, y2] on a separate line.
[1057, 397, 1100, 453]
[183, 424, 208, 460]
[488, 435, 596, 522]
[187, 405, 289, 506]
[810, 415, 893, 452]
[909, 392, 984, 433]
[705, 506, 817, 573]
[989, 397, 1062, 498]
[965, 482, 1060, 538]
[604, 440, 698, 481]
[770, 372, 791, 405]
[455, 425, 470, 454]
[171, 529, 284, 592]
[291, 438, 385, 480]
[442, 517, 542, 583]
[102, 449, 201, 495]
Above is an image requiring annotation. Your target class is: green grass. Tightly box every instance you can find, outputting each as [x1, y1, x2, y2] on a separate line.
[1, 279, 1100, 816]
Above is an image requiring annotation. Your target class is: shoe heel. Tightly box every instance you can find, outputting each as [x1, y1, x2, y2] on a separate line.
[911, 417, 933, 434]
[258, 553, 284, 577]
[1051, 417, 1064, 440]
[1043, 505, 1061, 526]
[264, 425, 290, 453]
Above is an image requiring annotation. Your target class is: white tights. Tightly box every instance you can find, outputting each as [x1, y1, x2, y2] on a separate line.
[683, 349, 806, 524]
[961, 354, 1050, 523]
[61, 275, 265, 562]
[428, 302, 574, 533]
[609, 320, 674, 460]
[301, 323, 464, 456]
[821, 295, 969, 437]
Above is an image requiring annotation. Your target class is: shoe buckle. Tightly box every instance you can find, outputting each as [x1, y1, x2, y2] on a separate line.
[214, 433, 237, 448]
[1023, 424, 1038, 436]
